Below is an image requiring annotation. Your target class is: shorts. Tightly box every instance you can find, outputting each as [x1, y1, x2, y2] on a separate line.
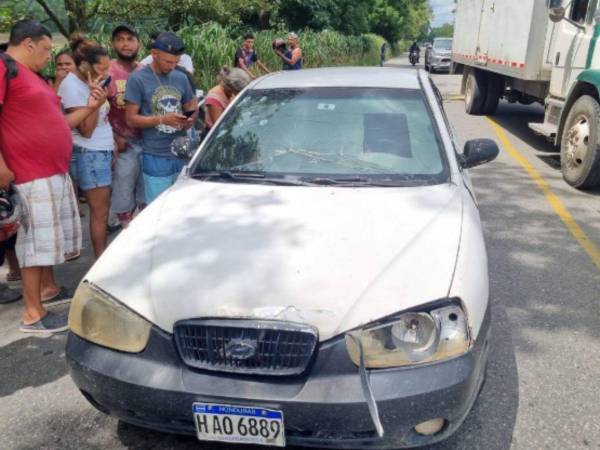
[142, 153, 186, 204]
[14, 174, 82, 268]
[111, 142, 145, 214]
[70, 145, 113, 191]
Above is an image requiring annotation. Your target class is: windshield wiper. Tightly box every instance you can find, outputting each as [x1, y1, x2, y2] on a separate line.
[302, 176, 401, 187]
[194, 170, 310, 186]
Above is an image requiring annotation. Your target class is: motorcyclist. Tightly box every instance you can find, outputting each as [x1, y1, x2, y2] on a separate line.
[409, 41, 420, 58]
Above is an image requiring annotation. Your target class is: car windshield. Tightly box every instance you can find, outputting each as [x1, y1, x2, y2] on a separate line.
[193, 87, 449, 186]
[434, 39, 453, 51]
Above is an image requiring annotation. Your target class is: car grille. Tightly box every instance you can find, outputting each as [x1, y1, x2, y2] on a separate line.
[174, 319, 319, 376]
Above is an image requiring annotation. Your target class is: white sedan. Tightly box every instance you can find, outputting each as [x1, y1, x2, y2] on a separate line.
[67, 67, 498, 449]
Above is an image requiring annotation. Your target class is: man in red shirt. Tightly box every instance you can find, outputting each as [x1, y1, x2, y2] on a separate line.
[108, 24, 145, 227]
[0, 20, 83, 333]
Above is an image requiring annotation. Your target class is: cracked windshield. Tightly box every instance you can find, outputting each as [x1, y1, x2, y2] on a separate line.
[194, 88, 448, 184]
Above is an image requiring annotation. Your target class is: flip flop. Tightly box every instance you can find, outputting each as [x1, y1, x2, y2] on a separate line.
[41, 286, 74, 306]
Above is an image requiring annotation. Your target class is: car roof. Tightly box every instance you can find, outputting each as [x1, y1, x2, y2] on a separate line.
[251, 67, 422, 90]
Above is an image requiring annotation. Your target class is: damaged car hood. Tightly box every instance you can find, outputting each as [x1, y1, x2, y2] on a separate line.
[86, 178, 464, 341]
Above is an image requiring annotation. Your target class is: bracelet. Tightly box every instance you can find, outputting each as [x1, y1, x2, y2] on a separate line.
[158, 115, 163, 126]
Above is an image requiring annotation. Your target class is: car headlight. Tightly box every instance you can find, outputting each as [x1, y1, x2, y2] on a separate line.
[345, 302, 470, 368]
[69, 282, 152, 353]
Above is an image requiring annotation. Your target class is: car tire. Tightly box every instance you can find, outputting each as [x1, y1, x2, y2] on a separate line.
[464, 70, 488, 115]
[560, 95, 600, 189]
[483, 74, 503, 115]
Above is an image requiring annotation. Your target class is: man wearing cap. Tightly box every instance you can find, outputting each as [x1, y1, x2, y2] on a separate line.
[107, 24, 145, 227]
[124, 32, 197, 204]
[140, 32, 195, 75]
[276, 32, 303, 70]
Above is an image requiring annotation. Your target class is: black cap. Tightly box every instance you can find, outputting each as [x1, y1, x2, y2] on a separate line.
[112, 24, 139, 39]
[152, 32, 185, 55]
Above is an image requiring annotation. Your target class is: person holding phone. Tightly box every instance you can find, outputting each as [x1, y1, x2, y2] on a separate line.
[125, 32, 197, 204]
[58, 35, 114, 259]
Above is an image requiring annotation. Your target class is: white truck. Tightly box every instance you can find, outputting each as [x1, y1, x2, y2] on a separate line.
[452, 0, 600, 188]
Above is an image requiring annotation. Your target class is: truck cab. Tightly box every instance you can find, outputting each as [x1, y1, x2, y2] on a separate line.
[452, 0, 600, 189]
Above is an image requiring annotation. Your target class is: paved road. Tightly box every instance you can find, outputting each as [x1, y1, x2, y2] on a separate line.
[1, 56, 600, 450]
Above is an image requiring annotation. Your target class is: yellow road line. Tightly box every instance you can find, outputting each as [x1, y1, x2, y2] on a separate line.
[486, 117, 600, 272]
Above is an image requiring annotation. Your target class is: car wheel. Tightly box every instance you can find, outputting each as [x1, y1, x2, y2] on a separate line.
[560, 95, 600, 189]
[483, 74, 503, 115]
[464, 70, 488, 115]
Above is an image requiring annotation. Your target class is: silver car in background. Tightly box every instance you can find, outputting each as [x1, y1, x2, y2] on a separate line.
[425, 38, 453, 73]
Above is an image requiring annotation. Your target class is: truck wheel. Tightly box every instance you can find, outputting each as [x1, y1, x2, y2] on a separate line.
[483, 74, 503, 115]
[560, 95, 600, 189]
[464, 70, 488, 115]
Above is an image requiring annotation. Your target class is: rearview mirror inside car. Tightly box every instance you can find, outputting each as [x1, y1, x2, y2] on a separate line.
[460, 139, 499, 169]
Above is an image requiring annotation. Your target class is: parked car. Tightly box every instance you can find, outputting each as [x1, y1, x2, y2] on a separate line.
[425, 38, 454, 73]
[66, 67, 497, 449]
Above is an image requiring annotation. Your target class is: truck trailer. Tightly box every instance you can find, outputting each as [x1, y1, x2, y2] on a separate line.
[452, 0, 600, 188]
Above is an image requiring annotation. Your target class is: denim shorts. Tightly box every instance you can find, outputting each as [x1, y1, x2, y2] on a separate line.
[142, 153, 186, 204]
[70, 146, 113, 191]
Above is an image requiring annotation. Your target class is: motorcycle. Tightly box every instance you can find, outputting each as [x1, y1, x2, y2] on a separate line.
[409, 50, 420, 66]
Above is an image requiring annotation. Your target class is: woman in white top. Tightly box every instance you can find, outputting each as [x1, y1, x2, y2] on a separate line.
[58, 35, 114, 259]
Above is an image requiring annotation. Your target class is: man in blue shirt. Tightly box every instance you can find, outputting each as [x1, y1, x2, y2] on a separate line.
[125, 32, 197, 204]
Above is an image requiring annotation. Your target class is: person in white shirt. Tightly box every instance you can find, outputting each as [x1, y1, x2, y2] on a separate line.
[58, 35, 114, 259]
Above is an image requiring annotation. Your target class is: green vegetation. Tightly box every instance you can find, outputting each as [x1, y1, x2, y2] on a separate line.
[180, 25, 387, 91]
[0, 0, 431, 47]
[52, 23, 386, 92]
[428, 23, 454, 40]
[4, 0, 432, 91]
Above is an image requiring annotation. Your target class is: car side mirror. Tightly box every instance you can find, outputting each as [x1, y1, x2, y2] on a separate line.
[460, 139, 499, 169]
[547, 0, 565, 22]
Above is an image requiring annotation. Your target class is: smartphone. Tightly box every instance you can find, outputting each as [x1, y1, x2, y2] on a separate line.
[100, 75, 112, 89]
[183, 109, 195, 118]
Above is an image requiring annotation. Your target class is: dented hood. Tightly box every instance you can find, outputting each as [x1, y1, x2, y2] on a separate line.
[86, 178, 464, 341]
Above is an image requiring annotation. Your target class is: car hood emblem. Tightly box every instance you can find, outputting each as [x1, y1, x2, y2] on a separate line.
[225, 339, 258, 360]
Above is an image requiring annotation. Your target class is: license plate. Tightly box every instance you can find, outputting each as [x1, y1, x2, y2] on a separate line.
[193, 403, 286, 447]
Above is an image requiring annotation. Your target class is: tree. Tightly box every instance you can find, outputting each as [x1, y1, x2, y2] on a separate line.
[429, 23, 454, 39]
[32, 0, 101, 36]
[278, 0, 370, 35]
[368, 0, 431, 44]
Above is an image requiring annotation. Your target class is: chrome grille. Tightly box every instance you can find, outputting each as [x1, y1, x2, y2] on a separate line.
[174, 319, 318, 376]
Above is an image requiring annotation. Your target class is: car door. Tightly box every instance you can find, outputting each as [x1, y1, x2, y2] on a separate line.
[549, 0, 597, 98]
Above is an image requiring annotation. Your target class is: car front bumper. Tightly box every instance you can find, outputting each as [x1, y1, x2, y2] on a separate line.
[66, 307, 490, 449]
[431, 60, 452, 71]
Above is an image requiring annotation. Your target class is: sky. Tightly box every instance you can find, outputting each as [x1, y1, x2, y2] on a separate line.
[429, 0, 455, 27]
